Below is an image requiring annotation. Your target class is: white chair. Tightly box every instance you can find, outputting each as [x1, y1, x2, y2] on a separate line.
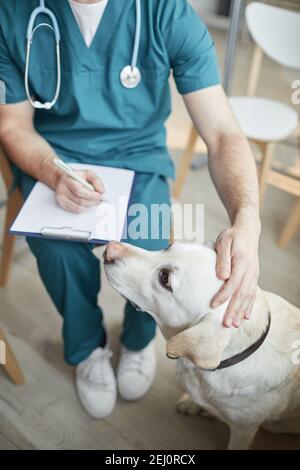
[0, 328, 25, 385]
[0, 146, 23, 286]
[0, 148, 25, 385]
[229, 2, 300, 206]
[174, 2, 300, 247]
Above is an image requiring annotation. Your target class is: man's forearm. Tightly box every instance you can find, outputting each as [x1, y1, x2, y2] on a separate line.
[183, 86, 260, 325]
[0, 127, 62, 189]
[207, 132, 261, 231]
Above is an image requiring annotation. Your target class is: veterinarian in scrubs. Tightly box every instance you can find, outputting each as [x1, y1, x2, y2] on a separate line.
[0, 0, 261, 418]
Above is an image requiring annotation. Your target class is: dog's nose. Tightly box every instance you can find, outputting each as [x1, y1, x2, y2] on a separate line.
[104, 241, 125, 264]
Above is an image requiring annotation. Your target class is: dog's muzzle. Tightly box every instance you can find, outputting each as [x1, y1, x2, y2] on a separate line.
[103, 241, 124, 265]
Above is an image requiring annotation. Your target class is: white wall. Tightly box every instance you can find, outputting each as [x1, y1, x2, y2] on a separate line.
[189, 0, 220, 15]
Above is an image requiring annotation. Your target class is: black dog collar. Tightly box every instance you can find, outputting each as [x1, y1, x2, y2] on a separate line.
[167, 313, 271, 372]
[209, 313, 271, 371]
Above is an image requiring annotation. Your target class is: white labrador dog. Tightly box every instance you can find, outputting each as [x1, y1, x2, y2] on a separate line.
[104, 241, 300, 450]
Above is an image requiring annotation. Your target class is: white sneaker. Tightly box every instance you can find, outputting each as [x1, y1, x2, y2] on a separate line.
[76, 347, 117, 418]
[117, 341, 157, 401]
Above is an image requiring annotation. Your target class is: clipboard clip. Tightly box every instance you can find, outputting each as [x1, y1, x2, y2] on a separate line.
[41, 226, 92, 242]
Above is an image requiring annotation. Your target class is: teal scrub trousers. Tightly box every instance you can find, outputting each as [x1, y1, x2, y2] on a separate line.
[19, 171, 171, 365]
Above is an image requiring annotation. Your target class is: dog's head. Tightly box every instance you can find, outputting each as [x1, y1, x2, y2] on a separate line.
[104, 241, 230, 369]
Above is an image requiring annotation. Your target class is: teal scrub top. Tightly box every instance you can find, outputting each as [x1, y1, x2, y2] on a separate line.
[0, 0, 220, 179]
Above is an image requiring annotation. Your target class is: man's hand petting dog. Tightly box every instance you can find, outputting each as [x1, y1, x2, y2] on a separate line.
[212, 218, 261, 329]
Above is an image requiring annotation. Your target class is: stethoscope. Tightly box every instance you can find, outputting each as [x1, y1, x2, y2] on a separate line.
[25, 0, 142, 110]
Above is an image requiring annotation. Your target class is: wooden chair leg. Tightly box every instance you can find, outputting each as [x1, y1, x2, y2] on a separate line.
[0, 188, 23, 286]
[259, 142, 275, 206]
[0, 328, 25, 385]
[278, 198, 300, 249]
[169, 222, 174, 245]
[173, 126, 198, 199]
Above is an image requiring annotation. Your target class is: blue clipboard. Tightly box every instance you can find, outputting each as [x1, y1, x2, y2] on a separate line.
[10, 166, 136, 244]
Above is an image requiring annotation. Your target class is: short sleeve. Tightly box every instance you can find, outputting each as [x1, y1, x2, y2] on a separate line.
[0, 26, 27, 104]
[162, 0, 221, 95]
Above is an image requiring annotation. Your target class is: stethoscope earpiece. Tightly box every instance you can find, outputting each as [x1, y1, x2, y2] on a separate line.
[25, 0, 142, 109]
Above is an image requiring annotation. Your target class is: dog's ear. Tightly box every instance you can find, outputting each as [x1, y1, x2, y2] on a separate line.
[166, 318, 230, 369]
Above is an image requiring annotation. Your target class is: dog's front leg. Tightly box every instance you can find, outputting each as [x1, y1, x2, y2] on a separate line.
[228, 425, 259, 450]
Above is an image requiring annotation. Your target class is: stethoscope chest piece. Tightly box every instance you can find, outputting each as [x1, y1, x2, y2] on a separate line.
[120, 65, 141, 89]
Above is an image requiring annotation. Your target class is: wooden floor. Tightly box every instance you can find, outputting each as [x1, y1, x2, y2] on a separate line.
[0, 28, 300, 450]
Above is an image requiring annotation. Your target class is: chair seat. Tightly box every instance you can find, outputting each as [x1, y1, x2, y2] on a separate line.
[229, 96, 298, 142]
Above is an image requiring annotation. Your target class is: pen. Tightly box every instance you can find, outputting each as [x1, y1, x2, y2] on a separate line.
[53, 158, 109, 202]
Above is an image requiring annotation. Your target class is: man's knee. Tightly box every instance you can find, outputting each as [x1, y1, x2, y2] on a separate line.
[124, 208, 171, 252]
[126, 236, 170, 252]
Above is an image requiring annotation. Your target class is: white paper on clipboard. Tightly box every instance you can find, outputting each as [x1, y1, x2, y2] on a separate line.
[10, 164, 135, 243]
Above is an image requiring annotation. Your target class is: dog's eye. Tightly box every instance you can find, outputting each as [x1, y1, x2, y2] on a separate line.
[159, 269, 172, 291]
